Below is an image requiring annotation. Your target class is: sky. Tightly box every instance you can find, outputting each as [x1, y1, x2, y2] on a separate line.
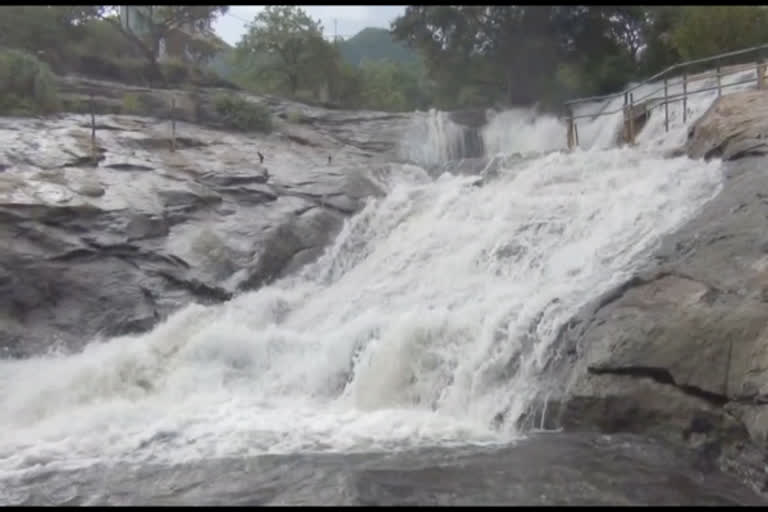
[213, 5, 407, 46]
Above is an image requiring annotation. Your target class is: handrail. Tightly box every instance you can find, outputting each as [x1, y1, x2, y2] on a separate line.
[562, 42, 768, 149]
[564, 41, 768, 107]
[568, 75, 759, 121]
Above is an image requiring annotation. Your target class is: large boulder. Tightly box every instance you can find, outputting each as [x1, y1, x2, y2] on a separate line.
[526, 91, 768, 493]
[533, 154, 768, 492]
[686, 89, 768, 161]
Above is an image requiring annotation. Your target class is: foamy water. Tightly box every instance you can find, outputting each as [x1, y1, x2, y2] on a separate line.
[0, 71, 736, 485]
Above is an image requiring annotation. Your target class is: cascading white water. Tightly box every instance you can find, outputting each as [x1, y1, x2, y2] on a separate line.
[573, 67, 762, 151]
[0, 69, 736, 483]
[399, 109, 470, 167]
[481, 107, 566, 156]
[400, 65, 762, 170]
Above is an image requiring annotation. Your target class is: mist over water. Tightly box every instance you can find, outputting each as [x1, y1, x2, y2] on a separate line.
[0, 69, 741, 499]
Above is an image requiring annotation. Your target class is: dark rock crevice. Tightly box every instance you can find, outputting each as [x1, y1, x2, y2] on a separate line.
[590, 270, 723, 317]
[151, 270, 233, 303]
[588, 366, 730, 407]
[542, 142, 768, 496]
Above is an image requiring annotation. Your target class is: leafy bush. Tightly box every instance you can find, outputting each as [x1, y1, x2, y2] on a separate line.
[285, 110, 311, 124]
[0, 49, 59, 115]
[73, 54, 152, 85]
[456, 86, 488, 108]
[213, 93, 272, 133]
[160, 58, 190, 85]
[121, 93, 143, 115]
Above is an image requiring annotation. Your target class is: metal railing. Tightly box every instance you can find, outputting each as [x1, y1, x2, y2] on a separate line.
[563, 42, 768, 148]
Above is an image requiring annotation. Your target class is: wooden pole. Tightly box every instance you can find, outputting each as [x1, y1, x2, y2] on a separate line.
[683, 71, 688, 124]
[89, 92, 96, 159]
[758, 59, 766, 90]
[664, 78, 669, 133]
[566, 106, 574, 150]
[628, 92, 635, 145]
[170, 96, 176, 152]
[574, 122, 579, 148]
[623, 92, 629, 144]
[716, 60, 722, 97]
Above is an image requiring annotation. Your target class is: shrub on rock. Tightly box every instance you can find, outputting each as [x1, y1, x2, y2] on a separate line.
[213, 92, 272, 133]
[0, 49, 59, 116]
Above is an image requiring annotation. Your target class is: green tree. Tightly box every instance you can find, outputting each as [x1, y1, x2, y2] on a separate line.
[327, 61, 364, 108]
[236, 6, 325, 96]
[358, 59, 407, 111]
[636, 6, 683, 76]
[0, 49, 60, 115]
[671, 6, 768, 62]
[602, 6, 648, 62]
[0, 6, 94, 57]
[61, 6, 229, 86]
[392, 5, 650, 108]
[392, 6, 567, 107]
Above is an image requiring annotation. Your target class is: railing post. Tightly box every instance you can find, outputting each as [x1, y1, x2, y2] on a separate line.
[683, 70, 688, 124]
[628, 92, 636, 145]
[623, 92, 629, 144]
[716, 59, 722, 97]
[89, 91, 96, 159]
[758, 49, 766, 90]
[574, 122, 580, 147]
[664, 78, 669, 133]
[170, 96, 176, 153]
[566, 106, 575, 151]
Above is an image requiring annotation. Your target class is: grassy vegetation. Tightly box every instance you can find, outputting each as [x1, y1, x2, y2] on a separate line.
[213, 92, 272, 133]
[9, 13, 238, 90]
[285, 110, 310, 124]
[120, 92, 144, 115]
[0, 49, 59, 116]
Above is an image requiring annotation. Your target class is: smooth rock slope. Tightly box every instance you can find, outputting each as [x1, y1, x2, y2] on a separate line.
[540, 90, 768, 493]
[0, 113, 395, 357]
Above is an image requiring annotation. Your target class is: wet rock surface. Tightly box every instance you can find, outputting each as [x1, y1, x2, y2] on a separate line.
[686, 89, 768, 161]
[535, 154, 768, 494]
[0, 75, 499, 358]
[0, 113, 395, 357]
[3, 433, 766, 506]
[54, 75, 416, 161]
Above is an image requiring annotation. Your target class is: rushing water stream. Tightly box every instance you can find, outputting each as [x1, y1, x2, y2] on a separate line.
[1, 69, 767, 505]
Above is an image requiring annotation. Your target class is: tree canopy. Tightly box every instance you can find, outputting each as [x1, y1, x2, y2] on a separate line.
[3, 5, 768, 113]
[388, 5, 768, 111]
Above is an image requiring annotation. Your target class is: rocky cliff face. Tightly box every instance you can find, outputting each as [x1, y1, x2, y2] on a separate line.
[0, 109, 410, 358]
[533, 90, 768, 493]
[0, 75, 497, 359]
[54, 75, 489, 165]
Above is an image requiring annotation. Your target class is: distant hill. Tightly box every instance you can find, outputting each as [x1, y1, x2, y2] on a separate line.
[338, 27, 419, 67]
